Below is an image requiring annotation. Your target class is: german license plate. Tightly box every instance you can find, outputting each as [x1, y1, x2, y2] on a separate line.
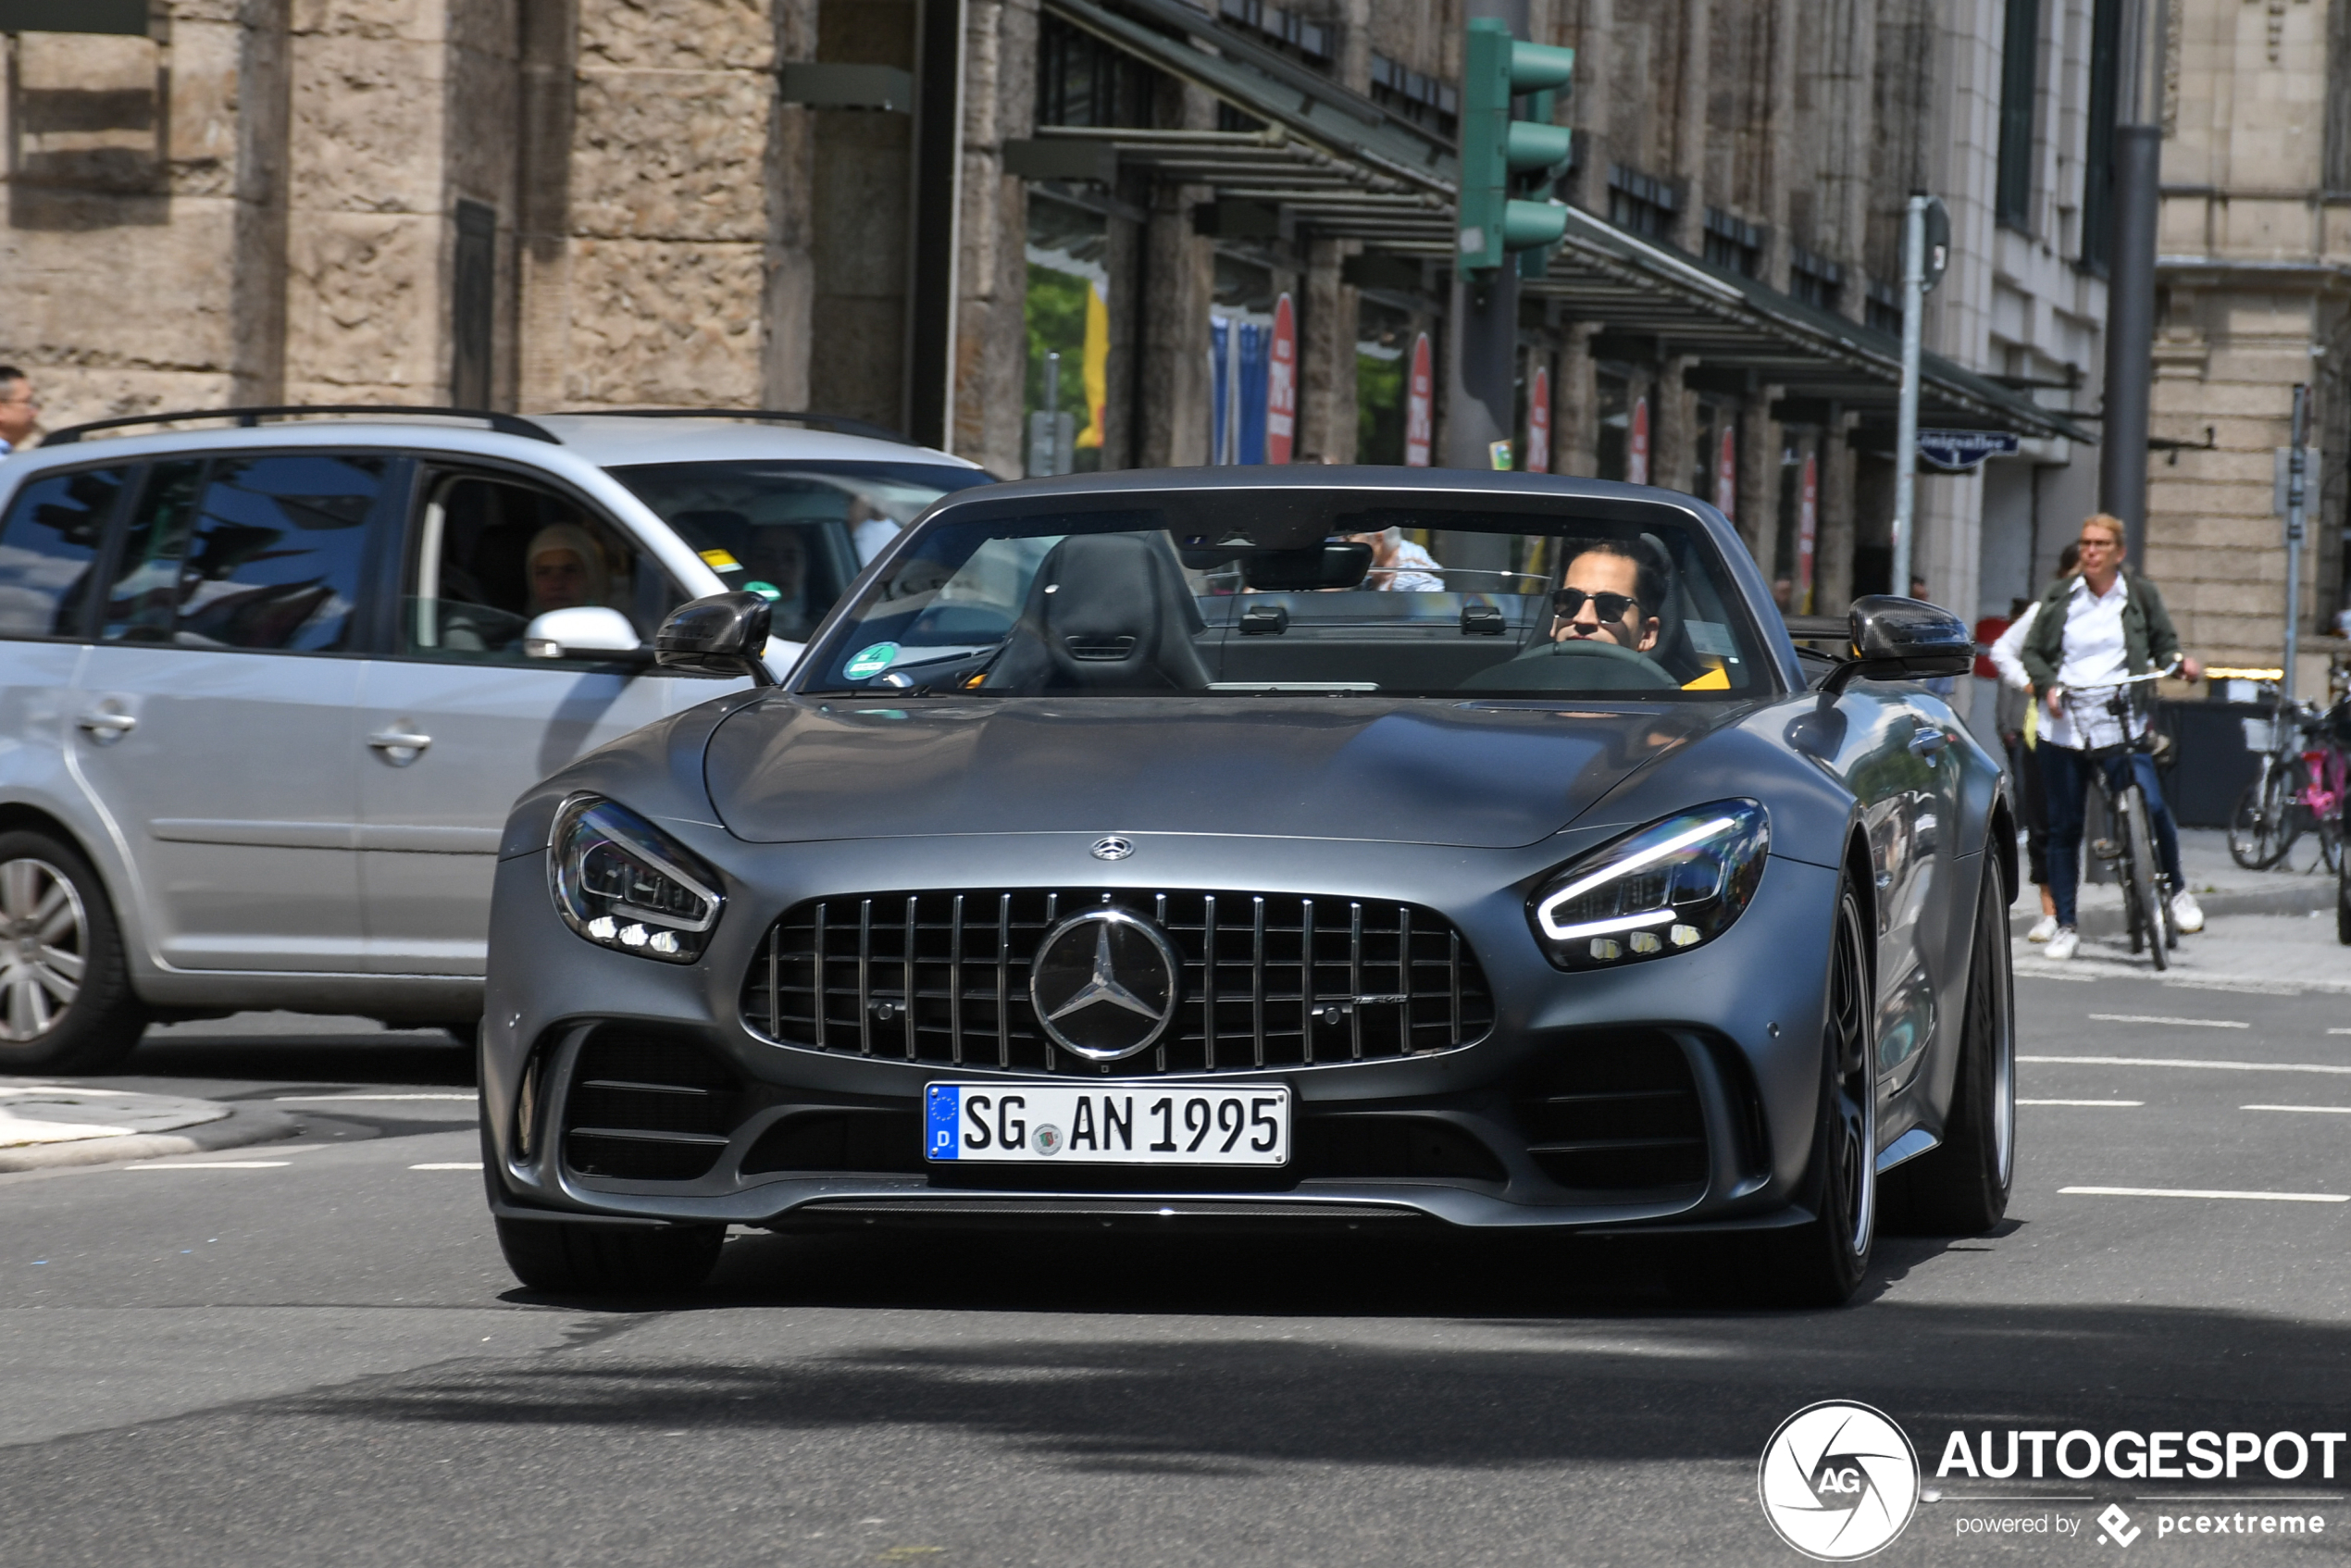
[925, 1083, 1289, 1166]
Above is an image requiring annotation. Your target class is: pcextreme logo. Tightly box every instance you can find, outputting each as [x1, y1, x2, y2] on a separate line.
[1759, 1401, 1923, 1561]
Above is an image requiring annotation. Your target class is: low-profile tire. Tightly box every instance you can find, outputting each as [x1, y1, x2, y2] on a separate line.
[0, 830, 147, 1073]
[1757, 882, 1876, 1307]
[494, 1216, 724, 1294]
[1883, 862, 2015, 1234]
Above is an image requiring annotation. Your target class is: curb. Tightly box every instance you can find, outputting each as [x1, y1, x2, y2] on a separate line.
[0, 1099, 301, 1173]
[2010, 877, 2336, 941]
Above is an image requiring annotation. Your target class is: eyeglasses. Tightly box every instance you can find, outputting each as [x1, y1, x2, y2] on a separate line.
[1552, 588, 1640, 621]
[2075, 536, 2117, 550]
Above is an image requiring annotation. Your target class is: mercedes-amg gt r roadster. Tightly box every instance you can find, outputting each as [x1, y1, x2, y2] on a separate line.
[480, 467, 2016, 1305]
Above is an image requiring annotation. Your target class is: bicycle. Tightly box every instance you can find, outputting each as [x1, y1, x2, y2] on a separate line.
[2061, 670, 2178, 969]
[2229, 679, 2350, 874]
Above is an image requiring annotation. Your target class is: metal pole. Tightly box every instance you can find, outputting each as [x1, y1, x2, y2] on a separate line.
[2098, 0, 2160, 561]
[1893, 194, 1925, 600]
[2284, 382, 2308, 705]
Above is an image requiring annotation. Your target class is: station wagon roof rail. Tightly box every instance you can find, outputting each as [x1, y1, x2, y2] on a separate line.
[40, 404, 562, 447]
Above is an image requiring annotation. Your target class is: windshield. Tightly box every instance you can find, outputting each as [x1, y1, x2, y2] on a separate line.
[606, 460, 992, 641]
[799, 499, 1773, 700]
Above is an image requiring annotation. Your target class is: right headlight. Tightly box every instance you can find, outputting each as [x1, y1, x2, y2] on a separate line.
[547, 795, 723, 964]
[1527, 800, 1769, 970]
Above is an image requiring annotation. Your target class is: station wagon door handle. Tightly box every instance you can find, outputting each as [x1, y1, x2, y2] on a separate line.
[1908, 728, 1947, 758]
[75, 710, 136, 739]
[367, 728, 434, 760]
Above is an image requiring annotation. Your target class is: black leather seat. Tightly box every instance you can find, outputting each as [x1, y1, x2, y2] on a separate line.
[986, 533, 1212, 693]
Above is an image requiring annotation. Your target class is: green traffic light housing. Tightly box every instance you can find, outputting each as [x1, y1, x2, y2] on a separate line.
[1458, 20, 1575, 280]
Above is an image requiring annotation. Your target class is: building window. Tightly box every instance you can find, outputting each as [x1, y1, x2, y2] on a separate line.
[1370, 54, 1457, 138]
[1996, 0, 2039, 230]
[2081, 0, 2121, 271]
[451, 200, 495, 409]
[1865, 280, 1903, 337]
[1219, 0, 1332, 67]
[1790, 245, 1844, 312]
[1703, 207, 1766, 278]
[1607, 165, 1678, 242]
[1038, 15, 1157, 129]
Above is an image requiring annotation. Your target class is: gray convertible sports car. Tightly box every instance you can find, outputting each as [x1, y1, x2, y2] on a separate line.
[480, 467, 2016, 1305]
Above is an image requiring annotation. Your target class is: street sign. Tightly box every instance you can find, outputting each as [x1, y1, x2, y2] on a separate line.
[1526, 363, 1551, 473]
[1457, 21, 1574, 279]
[1403, 333, 1434, 467]
[1266, 293, 1297, 465]
[1916, 429, 2021, 470]
[1628, 395, 1649, 484]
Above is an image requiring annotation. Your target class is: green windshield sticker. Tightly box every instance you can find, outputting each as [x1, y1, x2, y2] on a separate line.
[844, 641, 899, 679]
[741, 580, 783, 602]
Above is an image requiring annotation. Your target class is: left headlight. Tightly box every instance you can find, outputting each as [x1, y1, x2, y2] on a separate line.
[548, 795, 724, 964]
[1527, 800, 1769, 970]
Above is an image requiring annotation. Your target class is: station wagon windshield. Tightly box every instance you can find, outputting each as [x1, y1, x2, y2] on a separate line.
[801, 501, 1773, 700]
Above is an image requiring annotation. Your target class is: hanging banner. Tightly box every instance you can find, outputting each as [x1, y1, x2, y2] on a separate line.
[1628, 395, 1649, 484]
[1526, 363, 1551, 474]
[1797, 452, 1818, 614]
[1714, 426, 1737, 518]
[1266, 293, 1297, 464]
[1404, 332, 1434, 467]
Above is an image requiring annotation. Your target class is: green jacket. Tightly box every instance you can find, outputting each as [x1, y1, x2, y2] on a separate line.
[2018, 567, 2183, 692]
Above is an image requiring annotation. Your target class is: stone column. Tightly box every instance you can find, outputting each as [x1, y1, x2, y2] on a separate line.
[950, 0, 1035, 475]
[1654, 357, 1693, 493]
[516, 0, 578, 412]
[1297, 236, 1357, 464]
[1136, 81, 1217, 469]
[1673, 0, 1710, 242]
[1739, 400, 1777, 571]
[1555, 323, 1596, 478]
[765, 0, 818, 411]
[1816, 412, 1857, 614]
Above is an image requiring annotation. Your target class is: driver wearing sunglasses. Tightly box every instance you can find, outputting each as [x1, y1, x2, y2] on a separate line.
[1550, 541, 1661, 652]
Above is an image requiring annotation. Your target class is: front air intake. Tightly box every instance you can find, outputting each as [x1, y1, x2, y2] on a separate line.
[559, 1029, 741, 1182]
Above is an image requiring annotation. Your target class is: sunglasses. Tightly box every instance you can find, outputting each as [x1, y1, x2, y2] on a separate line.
[1552, 588, 1641, 621]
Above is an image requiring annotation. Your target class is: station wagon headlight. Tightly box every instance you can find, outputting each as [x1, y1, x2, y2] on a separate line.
[1527, 800, 1768, 970]
[548, 795, 722, 964]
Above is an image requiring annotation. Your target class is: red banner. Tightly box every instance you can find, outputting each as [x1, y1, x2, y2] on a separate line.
[1404, 332, 1433, 467]
[1526, 364, 1551, 474]
[1797, 452, 1818, 614]
[1628, 395, 1648, 484]
[1266, 293, 1297, 465]
[1714, 426, 1737, 518]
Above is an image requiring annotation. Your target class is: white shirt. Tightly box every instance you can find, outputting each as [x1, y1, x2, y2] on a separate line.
[2044, 574, 2133, 750]
[1987, 604, 2038, 691]
[1375, 540, 1443, 591]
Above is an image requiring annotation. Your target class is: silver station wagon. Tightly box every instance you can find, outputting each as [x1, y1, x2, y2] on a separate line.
[0, 407, 988, 1070]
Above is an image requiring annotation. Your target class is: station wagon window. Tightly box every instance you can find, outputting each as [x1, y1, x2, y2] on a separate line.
[0, 466, 125, 639]
[102, 454, 384, 651]
[399, 470, 674, 663]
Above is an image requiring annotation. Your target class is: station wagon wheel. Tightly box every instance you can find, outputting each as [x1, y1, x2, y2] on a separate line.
[0, 832, 146, 1073]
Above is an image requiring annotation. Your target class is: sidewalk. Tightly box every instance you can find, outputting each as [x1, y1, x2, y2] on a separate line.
[0, 1083, 295, 1172]
[2016, 911, 2351, 993]
[2013, 827, 2337, 940]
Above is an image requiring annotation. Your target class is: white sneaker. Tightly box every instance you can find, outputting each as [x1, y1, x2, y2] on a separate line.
[2171, 890, 2205, 934]
[2045, 927, 2081, 962]
[2026, 914, 2059, 943]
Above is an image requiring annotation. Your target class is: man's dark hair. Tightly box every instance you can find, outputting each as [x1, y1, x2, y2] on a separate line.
[2058, 541, 2081, 575]
[1561, 537, 1665, 618]
[0, 367, 26, 390]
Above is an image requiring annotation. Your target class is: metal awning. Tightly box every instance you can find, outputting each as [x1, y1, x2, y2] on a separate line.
[1039, 0, 2091, 446]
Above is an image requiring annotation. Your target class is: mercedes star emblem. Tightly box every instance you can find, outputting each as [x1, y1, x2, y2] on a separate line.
[1090, 836, 1134, 861]
[1027, 907, 1180, 1062]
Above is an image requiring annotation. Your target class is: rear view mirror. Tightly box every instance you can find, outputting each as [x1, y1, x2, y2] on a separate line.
[1242, 541, 1374, 592]
[1820, 595, 1972, 694]
[654, 591, 777, 685]
[522, 606, 650, 663]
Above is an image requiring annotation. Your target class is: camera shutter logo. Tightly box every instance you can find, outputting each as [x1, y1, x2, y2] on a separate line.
[1758, 1401, 1921, 1561]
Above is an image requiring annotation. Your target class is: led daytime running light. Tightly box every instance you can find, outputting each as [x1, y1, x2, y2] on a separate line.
[1536, 814, 1741, 940]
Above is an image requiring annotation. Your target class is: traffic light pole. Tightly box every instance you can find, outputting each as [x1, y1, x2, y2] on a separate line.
[1444, 0, 1530, 481]
[1893, 194, 1926, 600]
[2284, 383, 2308, 705]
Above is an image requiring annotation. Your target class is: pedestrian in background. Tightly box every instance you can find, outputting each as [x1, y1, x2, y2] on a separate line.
[2021, 514, 2204, 962]
[1989, 541, 2080, 940]
[0, 368, 38, 454]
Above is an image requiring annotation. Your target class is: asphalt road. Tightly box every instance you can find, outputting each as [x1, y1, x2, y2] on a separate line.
[4, 945, 2350, 1567]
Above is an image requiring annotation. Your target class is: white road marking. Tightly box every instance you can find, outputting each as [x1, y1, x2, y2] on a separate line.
[2019, 1099, 2144, 1106]
[2060, 1186, 2347, 1203]
[2243, 1104, 2351, 1114]
[125, 1161, 291, 1170]
[2087, 1014, 2247, 1029]
[408, 1162, 483, 1171]
[272, 1093, 477, 1101]
[2332, 1028, 2351, 1037]
[2021, 1055, 2351, 1076]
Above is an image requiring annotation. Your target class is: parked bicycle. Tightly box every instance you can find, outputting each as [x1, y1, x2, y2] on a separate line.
[2065, 670, 2179, 968]
[2229, 673, 2350, 875]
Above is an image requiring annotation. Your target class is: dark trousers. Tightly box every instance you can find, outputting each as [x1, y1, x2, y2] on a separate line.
[2009, 737, 2049, 885]
[2040, 743, 2184, 928]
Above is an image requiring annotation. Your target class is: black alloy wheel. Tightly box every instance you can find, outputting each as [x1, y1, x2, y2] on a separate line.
[1883, 860, 2016, 1234]
[2121, 788, 2170, 972]
[494, 1216, 726, 1295]
[0, 830, 147, 1073]
[1760, 883, 1877, 1307]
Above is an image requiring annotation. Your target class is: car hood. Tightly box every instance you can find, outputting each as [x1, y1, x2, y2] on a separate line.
[703, 696, 1749, 849]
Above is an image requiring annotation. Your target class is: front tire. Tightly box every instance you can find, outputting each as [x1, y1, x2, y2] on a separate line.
[1885, 861, 2015, 1233]
[494, 1216, 724, 1295]
[1760, 883, 1877, 1307]
[2121, 788, 2170, 972]
[0, 831, 147, 1073]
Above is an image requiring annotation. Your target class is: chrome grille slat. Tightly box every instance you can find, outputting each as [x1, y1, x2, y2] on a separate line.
[741, 888, 1492, 1076]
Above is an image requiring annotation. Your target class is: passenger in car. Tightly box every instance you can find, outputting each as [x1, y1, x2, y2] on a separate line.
[526, 523, 609, 615]
[1344, 526, 1443, 591]
[1551, 541, 1663, 652]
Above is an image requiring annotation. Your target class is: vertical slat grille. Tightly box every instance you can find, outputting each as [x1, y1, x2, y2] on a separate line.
[740, 889, 1493, 1076]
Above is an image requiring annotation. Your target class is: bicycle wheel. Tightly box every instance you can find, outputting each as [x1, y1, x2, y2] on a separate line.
[2228, 765, 2297, 869]
[2121, 786, 2170, 972]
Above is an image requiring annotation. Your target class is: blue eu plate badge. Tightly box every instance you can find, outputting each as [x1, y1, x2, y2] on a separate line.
[927, 1085, 962, 1161]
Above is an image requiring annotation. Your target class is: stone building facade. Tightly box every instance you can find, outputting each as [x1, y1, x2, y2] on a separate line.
[1, 0, 2146, 644]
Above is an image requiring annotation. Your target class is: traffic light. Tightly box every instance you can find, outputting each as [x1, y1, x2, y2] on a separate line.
[1457, 19, 1574, 280]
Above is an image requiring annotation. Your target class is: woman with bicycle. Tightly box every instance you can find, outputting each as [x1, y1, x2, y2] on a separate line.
[2020, 514, 2205, 962]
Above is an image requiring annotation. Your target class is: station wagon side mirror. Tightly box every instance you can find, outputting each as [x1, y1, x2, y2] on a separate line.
[522, 606, 653, 665]
[655, 591, 778, 685]
[1819, 595, 1972, 695]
